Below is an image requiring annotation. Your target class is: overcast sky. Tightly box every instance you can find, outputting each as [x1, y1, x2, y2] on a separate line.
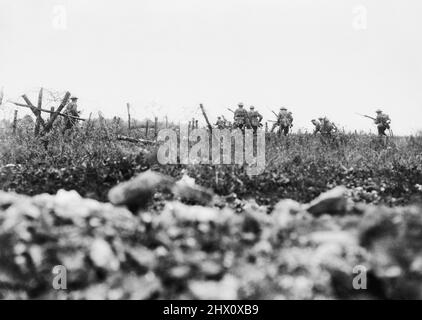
[1, 0, 421, 134]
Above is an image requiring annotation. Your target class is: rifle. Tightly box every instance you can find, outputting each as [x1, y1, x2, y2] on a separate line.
[9, 100, 86, 121]
[356, 113, 376, 121]
[227, 108, 235, 113]
[357, 112, 393, 136]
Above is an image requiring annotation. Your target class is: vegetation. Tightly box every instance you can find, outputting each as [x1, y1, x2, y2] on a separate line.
[1, 118, 422, 207]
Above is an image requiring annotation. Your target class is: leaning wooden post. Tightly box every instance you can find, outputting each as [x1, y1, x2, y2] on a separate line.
[41, 91, 71, 134]
[199, 104, 213, 132]
[22, 94, 46, 129]
[34, 87, 43, 135]
[126, 103, 131, 132]
[50, 107, 55, 120]
[145, 120, 149, 138]
[154, 116, 158, 137]
[12, 110, 18, 134]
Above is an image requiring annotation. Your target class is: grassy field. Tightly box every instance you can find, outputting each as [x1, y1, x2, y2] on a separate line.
[1, 118, 422, 207]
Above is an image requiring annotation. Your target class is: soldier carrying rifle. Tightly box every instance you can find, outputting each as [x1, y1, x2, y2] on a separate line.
[63, 96, 80, 133]
[319, 116, 338, 137]
[248, 106, 263, 133]
[271, 107, 293, 136]
[374, 109, 391, 136]
[311, 119, 322, 135]
[215, 116, 226, 129]
[233, 102, 250, 130]
[357, 109, 392, 137]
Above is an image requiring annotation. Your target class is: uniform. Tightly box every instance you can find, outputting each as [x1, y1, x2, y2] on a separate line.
[311, 119, 321, 135]
[233, 103, 249, 130]
[319, 117, 337, 136]
[248, 107, 263, 133]
[271, 108, 293, 136]
[215, 117, 226, 129]
[374, 110, 391, 136]
[63, 97, 79, 132]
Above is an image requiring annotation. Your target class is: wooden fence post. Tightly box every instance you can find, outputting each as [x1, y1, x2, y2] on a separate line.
[199, 104, 212, 132]
[126, 103, 131, 132]
[42, 91, 71, 134]
[165, 115, 168, 128]
[145, 120, 149, 138]
[265, 122, 268, 133]
[22, 94, 46, 130]
[34, 88, 43, 135]
[12, 110, 18, 134]
[50, 107, 55, 121]
[154, 117, 158, 137]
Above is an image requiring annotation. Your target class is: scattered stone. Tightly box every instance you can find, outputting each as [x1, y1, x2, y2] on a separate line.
[172, 174, 214, 206]
[305, 186, 349, 216]
[2, 179, 422, 299]
[189, 275, 239, 299]
[159, 201, 234, 225]
[271, 199, 306, 229]
[89, 238, 120, 272]
[108, 170, 174, 211]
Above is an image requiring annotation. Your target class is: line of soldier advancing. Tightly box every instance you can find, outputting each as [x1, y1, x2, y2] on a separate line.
[215, 103, 391, 137]
[62, 97, 392, 138]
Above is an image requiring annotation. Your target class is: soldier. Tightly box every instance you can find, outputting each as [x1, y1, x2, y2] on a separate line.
[374, 109, 391, 136]
[311, 119, 321, 135]
[222, 116, 232, 129]
[63, 96, 80, 133]
[319, 117, 337, 136]
[215, 116, 226, 129]
[248, 106, 263, 133]
[233, 102, 249, 130]
[271, 107, 293, 136]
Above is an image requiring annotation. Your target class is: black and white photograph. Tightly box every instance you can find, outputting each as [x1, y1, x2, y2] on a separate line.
[1, 0, 422, 305]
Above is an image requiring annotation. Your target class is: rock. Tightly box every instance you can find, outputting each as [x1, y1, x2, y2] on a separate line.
[89, 238, 120, 272]
[108, 170, 174, 211]
[159, 201, 234, 225]
[48, 190, 102, 223]
[172, 174, 214, 206]
[308, 231, 357, 247]
[271, 199, 306, 229]
[0, 191, 21, 210]
[200, 260, 224, 279]
[358, 205, 422, 299]
[125, 246, 156, 273]
[189, 275, 239, 299]
[305, 186, 349, 216]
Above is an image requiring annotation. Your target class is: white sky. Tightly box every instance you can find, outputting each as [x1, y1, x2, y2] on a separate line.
[1, 0, 421, 134]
